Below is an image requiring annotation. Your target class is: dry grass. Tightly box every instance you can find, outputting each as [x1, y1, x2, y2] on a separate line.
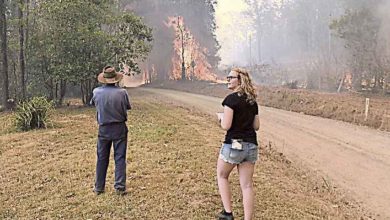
[0, 90, 370, 219]
[258, 87, 390, 131]
[0, 112, 16, 135]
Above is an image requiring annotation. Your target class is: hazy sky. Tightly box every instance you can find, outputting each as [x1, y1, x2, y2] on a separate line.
[215, 0, 252, 67]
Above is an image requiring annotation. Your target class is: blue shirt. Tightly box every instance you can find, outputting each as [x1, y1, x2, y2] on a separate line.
[90, 85, 131, 126]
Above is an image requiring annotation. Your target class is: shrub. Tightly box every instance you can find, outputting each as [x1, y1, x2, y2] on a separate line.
[14, 97, 54, 131]
[284, 80, 298, 89]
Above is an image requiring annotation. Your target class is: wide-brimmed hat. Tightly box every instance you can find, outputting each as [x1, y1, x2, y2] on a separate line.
[97, 66, 123, 84]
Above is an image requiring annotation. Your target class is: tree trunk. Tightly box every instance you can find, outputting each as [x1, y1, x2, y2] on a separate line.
[54, 81, 58, 102]
[0, 0, 9, 108]
[383, 72, 389, 95]
[25, 0, 29, 50]
[256, 29, 262, 64]
[337, 74, 345, 93]
[58, 79, 66, 105]
[46, 78, 54, 100]
[81, 79, 95, 105]
[178, 17, 186, 80]
[12, 58, 17, 97]
[148, 71, 152, 83]
[24, 0, 30, 84]
[18, 0, 26, 99]
[87, 79, 94, 104]
[80, 82, 86, 104]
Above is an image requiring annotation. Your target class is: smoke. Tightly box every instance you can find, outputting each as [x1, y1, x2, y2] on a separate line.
[215, 0, 252, 67]
[377, 1, 390, 60]
[377, 1, 390, 29]
[124, 0, 389, 87]
[123, 0, 221, 80]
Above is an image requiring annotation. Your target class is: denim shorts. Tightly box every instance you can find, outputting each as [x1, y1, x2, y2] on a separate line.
[219, 142, 259, 164]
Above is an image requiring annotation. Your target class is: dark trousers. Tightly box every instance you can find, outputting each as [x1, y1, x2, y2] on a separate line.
[95, 123, 128, 192]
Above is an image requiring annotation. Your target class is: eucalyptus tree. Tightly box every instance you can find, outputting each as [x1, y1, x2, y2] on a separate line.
[331, 0, 387, 92]
[17, 0, 26, 99]
[285, 0, 343, 90]
[0, 0, 31, 103]
[27, 0, 152, 104]
[241, 0, 348, 90]
[0, 0, 9, 108]
[244, 0, 279, 64]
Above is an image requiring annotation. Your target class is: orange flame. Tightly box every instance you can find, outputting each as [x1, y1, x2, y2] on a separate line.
[142, 64, 156, 84]
[165, 16, 217, 81]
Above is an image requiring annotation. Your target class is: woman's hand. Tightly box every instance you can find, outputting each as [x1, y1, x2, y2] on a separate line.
[216, 112, 224, 122]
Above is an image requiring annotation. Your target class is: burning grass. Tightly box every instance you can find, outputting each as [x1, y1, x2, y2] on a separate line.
[0, 90, 370, 219]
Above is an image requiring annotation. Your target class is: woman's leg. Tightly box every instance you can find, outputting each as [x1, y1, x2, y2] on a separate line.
[217, 158, 236, 212]
[238, 162, 255, 220]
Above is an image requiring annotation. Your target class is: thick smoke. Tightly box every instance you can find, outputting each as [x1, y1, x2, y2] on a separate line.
[377, 1, 390, 61]
[123, 0, 220, 81]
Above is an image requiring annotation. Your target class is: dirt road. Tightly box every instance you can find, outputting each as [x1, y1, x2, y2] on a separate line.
[140, 87, 390, 219]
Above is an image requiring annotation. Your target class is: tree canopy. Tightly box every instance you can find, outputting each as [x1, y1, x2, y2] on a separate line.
[1, 0, 153, 106]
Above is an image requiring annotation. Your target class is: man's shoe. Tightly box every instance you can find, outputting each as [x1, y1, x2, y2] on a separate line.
[217, 210, 234, 220]
[93, 189, 104, 195]
[115, 189, 127, 196]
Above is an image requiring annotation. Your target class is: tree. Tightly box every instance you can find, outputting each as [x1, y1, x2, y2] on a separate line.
[27, 0, 152, 104]
[176, 16, 188, 80]
[244, 0, 278, 64]
[331, 3, 383, 91]
[18, 0, 26, 99]
[0, 0, 9, 108]
[241, 0, 346, 90]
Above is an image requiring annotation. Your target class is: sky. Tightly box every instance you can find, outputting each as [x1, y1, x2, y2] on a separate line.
[215, 0, 252, 67]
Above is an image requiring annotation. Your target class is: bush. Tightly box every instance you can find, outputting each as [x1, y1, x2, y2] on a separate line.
[14, 97, 54, 131]
[284, 80, 298, 89]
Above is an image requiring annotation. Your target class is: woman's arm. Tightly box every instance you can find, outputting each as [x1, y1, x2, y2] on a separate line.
[220, 105, 234, 130]
[253, 114, 260, 131]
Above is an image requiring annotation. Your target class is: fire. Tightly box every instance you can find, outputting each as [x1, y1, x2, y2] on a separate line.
[165, 16, 217, 81]
[142, 64, 156, 84]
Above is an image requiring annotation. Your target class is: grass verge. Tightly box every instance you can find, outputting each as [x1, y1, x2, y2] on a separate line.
[0, 90, 369, 219]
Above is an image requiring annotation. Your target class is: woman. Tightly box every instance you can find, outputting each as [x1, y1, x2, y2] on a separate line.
[216, 68, 260, 220]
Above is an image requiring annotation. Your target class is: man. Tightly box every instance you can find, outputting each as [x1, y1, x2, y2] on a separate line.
[90, 65, 131, 195]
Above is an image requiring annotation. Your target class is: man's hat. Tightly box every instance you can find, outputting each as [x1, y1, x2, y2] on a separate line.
[97, 66, 123, 84]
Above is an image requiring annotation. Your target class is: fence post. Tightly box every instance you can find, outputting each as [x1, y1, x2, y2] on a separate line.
[364, 98, 370, 121]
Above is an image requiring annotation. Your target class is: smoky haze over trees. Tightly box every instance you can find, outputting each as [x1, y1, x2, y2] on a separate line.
[124, 0, 220, 81]
[233, 0, 390, 93]
[1, 0, 389, 110]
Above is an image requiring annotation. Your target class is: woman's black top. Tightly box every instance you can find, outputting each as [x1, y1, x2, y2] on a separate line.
[222, 92, 258, 145]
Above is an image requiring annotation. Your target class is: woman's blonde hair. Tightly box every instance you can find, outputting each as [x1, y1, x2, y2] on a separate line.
[231, 67, 257, 104]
